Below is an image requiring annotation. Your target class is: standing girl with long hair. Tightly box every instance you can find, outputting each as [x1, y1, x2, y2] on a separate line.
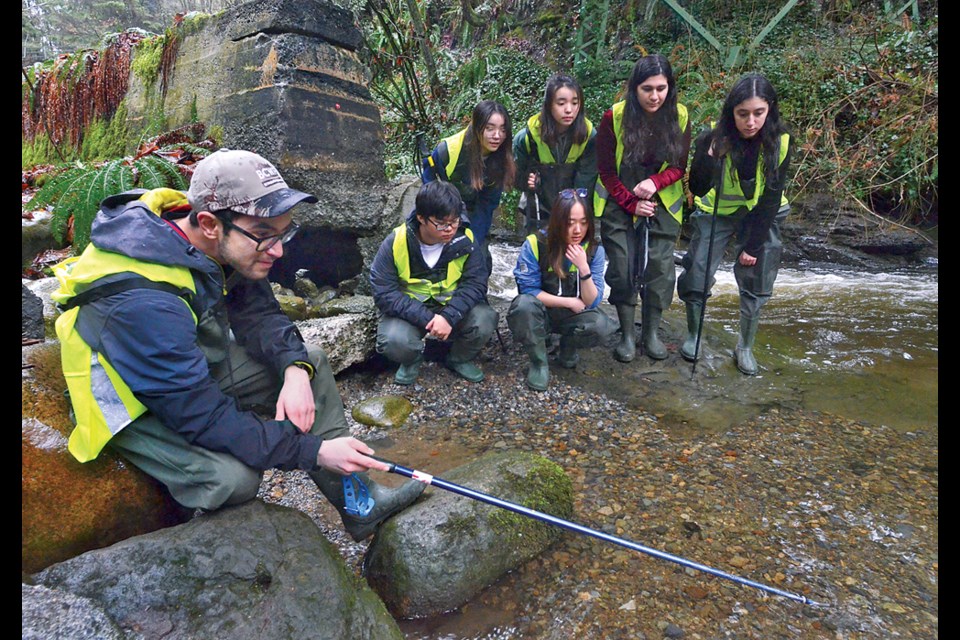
[513, 74, 597, 232]
[595, 54, 691, 362]
[677, 73, 792, 375]
[423, 100, 517, 249]
[507, 189, 616, 390]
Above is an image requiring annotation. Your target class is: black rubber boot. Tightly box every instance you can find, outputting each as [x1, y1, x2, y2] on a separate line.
[614, 304, 637, 363]
[680, 302, 702, 362]
[641, 302, 668, 360]
[735, 313, 760, 375]
[310, 469, 425, 541]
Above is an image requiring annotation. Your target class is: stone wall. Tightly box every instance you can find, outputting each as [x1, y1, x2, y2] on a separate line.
[124, 0, 404, 291]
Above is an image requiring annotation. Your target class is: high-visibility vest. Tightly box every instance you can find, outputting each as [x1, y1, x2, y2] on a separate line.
[435, 127, 469, 181]
[594, 101, 688, 222]
[694, 132, 790, 215]
[392, 224, 474, 305]
[527, 233, 588, 298]
[523, 114, 594, 164]
[52, 189, 200, 462]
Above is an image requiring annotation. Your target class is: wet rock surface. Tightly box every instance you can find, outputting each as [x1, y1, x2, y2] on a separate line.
[32, 501, 404, 640]
[352, 395, 414, 428]
[22, 342, 190, 574]
[365, 450, 573, 618]
[261, 307, 938, 639]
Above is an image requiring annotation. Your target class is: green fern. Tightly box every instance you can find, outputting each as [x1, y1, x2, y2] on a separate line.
[30, 153, 193, 253]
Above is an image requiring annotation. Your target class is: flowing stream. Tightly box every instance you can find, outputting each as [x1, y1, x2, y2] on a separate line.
[489, 244, 938, 433]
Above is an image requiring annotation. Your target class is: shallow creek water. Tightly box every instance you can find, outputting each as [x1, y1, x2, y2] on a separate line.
[319, 244, 938, 639]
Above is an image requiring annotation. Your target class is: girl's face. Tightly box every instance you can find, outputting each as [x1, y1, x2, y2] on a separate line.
[550, 86, 580, 131]
[733, 97, 769, 139]
[636, 74, 669, 114]
[480, 113, 507, 155]
[565, 203, 588, 245]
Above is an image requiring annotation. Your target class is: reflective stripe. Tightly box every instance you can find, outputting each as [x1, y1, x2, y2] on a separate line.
[89, 352, 135, 435]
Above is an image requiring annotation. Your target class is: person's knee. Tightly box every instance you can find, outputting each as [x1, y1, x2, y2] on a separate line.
[376, 319, 423, 364]
[462, 304, 498, 339]
[179, 457, 262, 510]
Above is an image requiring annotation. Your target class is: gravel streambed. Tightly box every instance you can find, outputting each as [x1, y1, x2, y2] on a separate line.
[260, 314, 938, 639]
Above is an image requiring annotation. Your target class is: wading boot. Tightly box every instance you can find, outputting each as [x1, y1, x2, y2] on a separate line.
[394, 353, 423, 385]
[680, 302, 702, 362]
[444, 340, 484, 382]
[641, 303, 668, 361]
[614, 304, 637, 363]
[524, 339, 550, 391]
[557, 336, 579, 369]
[310, 469, 425, 542]
[735, 313, 760, 375]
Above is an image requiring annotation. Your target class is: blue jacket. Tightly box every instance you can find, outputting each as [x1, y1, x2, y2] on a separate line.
[370, 215, 488, 328]
[513, 232, 606, 310]
[70, 192, 321, 471]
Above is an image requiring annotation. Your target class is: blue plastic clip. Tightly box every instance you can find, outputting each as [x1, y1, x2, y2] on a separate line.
[342, 473, 374, 517]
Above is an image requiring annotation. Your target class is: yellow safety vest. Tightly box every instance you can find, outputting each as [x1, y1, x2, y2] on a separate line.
[524, 114, 594, 164]
[694, 132, 791, 215]
[392, 224, 474, 305]
[52, 189, 199, 462]
[527, 234, 589, 298]
[593, 101, 688, 222]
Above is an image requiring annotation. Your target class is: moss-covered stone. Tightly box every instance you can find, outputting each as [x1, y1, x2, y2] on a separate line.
[351, 395, 414, 428]
[364, 450, 574, 618]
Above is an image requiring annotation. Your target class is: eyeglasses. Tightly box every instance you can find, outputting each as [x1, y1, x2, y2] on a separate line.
[426, 217, 461, 232]
[220, 217, 301, 252]
[559, 188, 589, 200]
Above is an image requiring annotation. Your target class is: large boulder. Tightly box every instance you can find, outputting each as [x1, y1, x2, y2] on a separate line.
[364, 450, 574, 618]
[22, 584, 126, 640]
[296, 297, 377, 373]
[22, 342, 190, 574]
[32, 501, 404, 640]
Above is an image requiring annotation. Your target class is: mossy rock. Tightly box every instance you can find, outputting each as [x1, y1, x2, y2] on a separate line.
[364, 450, 573, 618]
[351, 395, 414, 428]
[275, 294, 309, 321]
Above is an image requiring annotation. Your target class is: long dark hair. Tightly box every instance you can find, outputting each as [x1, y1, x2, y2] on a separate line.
[539, 74, 589, 148]
[545, 190, 595, 279]
[713, 73, 788, 183]
[463, 100, 516, 192]
[621, 54, 683, 167]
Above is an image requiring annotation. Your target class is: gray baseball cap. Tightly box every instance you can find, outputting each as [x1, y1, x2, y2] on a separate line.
[187, 149, 317, 218]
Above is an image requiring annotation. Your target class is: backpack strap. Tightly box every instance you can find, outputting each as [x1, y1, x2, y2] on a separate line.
[59, 275, 201, 319]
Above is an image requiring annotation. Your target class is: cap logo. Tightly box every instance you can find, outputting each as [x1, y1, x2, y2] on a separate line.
[257, 166, 285, 189]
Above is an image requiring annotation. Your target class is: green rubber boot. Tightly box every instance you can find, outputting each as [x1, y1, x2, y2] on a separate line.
[394, 353, 423, 385]
[736, 313, 760, 375]
[310, 470, 425, 542]
[641, 303, 668, 361]
[680, 302, 702, 362]
[557, 336, 579, 369]
[524, 339, 550, 391]
[614, 304, 637, 363]
[445, 336, 485, 382]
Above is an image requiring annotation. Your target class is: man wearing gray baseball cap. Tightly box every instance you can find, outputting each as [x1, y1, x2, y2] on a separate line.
[54, 149, 423, 541]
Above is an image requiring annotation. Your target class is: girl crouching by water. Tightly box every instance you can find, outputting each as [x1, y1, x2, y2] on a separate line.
[507, 189, 616, 391]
